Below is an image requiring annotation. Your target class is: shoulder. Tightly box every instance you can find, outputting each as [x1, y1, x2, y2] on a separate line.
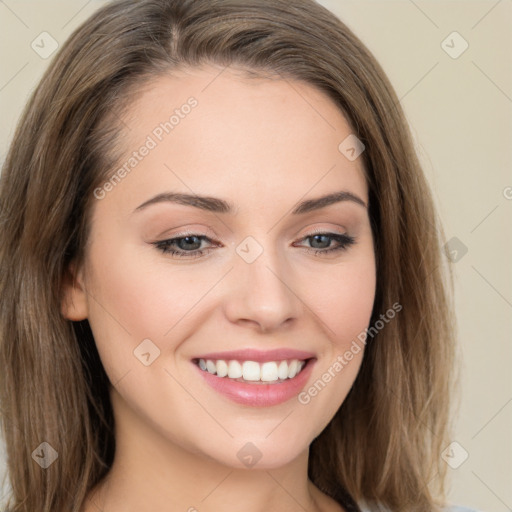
[445, 508, 483, 512]
[358, 504, 483, 512]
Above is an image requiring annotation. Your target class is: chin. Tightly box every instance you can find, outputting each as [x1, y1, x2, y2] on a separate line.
[195, 432, 313, 471]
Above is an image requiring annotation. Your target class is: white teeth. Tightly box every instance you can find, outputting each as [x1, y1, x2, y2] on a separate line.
[227, 360, 242, 379]
[277, 360, 289, 380]
[242, 361, 260, 381]
[197, 358, 307, 382]
[288, 360, 298, 379]
[216, 359, 228, 377]
[261, 362, 278, 382]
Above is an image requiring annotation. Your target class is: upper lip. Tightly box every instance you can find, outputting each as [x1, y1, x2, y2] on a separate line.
[193, 348, 316, 363]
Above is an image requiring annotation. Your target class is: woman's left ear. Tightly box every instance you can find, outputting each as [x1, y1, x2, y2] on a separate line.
[61, 260, 89, 321]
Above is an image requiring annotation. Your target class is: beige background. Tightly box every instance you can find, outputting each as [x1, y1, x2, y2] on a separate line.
[1, 1, 511, 511]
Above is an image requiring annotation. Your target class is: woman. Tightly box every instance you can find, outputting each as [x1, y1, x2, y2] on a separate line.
[0, 0, 477, 511]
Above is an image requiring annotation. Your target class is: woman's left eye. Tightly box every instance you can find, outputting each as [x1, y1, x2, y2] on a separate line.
[295, 232, 356, 255]
[152, 232, 356, 259]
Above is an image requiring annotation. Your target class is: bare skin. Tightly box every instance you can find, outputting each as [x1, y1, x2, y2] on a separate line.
[63, 65, 376, 512]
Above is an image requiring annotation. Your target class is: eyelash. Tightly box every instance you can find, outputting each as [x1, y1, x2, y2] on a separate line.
[152, 231, 356, 259]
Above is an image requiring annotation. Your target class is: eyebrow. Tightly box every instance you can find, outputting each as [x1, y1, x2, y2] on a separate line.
[133, 190, 367, 215]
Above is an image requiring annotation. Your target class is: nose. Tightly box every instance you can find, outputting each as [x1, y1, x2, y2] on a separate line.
[223, 247, 302, 333]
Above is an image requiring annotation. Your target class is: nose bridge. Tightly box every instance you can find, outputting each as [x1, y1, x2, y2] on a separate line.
[224, 235, 301, 332]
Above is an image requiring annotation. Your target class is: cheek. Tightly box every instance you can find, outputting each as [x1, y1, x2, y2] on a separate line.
[303, 256, 377, 350]
[333, 265, 375, 343]
[83, 235, 236, 385]
[81, 238, 179, 375]
[292, 254, 376, 423]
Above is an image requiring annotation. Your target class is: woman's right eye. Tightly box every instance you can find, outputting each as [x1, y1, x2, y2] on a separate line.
[153, 234, 215, 259]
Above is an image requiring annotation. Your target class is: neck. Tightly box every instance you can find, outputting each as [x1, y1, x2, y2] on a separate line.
[83, 387, 343, 512]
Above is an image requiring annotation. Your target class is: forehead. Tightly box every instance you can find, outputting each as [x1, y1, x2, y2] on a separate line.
[96, 65, 368, 216]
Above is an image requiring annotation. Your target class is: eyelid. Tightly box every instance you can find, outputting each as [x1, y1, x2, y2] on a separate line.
[152, 224, 218, 241]
[296, 225, 349, 237]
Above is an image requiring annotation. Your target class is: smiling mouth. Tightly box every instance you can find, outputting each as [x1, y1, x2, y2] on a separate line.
[193, 358, 312, 384]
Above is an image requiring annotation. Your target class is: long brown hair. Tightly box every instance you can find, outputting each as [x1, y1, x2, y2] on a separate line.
[0, 1, 456, 510]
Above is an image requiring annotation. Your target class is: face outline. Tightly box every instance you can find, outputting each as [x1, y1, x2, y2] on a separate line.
[62, 65, 376, 472]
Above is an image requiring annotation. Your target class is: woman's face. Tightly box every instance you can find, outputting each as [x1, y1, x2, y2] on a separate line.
[64, 66, 376, 469]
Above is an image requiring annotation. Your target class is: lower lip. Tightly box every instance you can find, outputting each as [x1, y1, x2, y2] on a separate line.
[195, 360, 315, 407]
